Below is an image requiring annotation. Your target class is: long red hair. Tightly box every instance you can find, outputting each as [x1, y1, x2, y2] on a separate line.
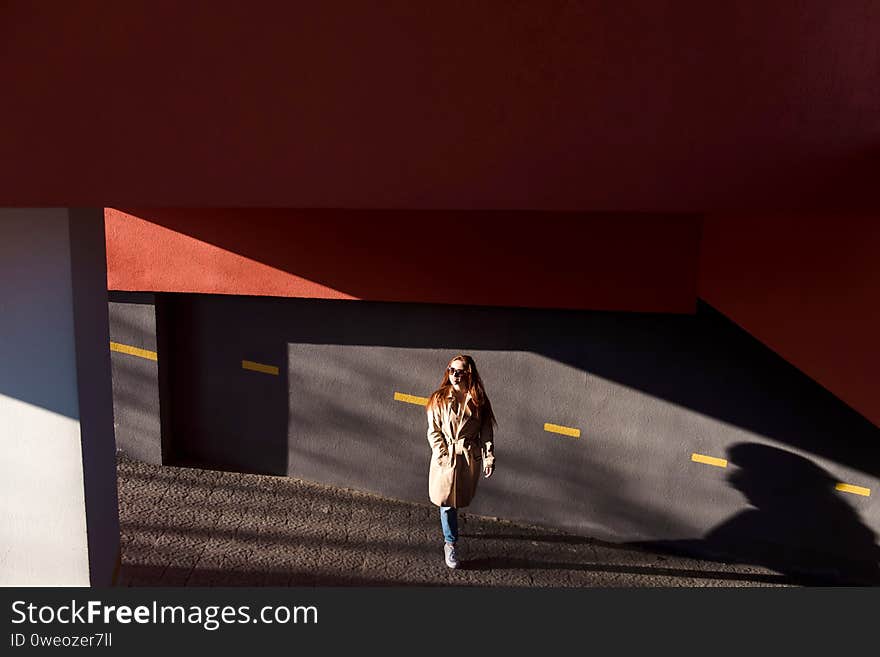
[427, 354, 497, 428]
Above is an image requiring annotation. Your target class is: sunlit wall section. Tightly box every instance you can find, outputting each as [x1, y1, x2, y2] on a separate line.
[105, 209, 701, 314]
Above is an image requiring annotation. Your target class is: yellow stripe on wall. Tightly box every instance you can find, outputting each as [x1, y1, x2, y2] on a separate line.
[544, 423, 581, 438]
[835, 483, 871, 497]
[109, 341, 157, 361]
[394, 392, 429, 406]
[691, 453, 728, 468]
[242, 360, 279, 376]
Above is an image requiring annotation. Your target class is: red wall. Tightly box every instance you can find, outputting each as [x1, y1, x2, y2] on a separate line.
[699, 216, 880, 428]
[105, 209, 701, 313]
[107, 209, 880, 425]
[2, 3, 879, 210]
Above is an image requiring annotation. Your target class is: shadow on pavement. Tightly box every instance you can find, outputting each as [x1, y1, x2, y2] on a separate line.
[119, 564, 440, 587]
[117, 452, 875, 587]
[459, 557, 794, 585]
[633, 443, 880, 586]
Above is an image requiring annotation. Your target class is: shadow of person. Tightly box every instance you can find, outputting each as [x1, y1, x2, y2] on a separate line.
[639, 443, 880, 585]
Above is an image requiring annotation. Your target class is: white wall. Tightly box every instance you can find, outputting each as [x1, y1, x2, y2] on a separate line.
[0, 208, 118, 586]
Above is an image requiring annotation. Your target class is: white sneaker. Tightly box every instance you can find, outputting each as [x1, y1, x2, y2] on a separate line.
[444, 542, 459, 569]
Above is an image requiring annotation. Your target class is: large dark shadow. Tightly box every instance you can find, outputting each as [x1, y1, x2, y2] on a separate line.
[633, 443, 880, 586]
[0, 220, 82, 419]
[160, 293, 290, 476]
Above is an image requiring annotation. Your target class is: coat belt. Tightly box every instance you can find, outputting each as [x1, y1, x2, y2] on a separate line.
[446, 436, 477, 465]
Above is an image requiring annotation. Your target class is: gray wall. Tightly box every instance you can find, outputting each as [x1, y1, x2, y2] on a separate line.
[115, 293, 880, 583]
[0, 208, 118, 586]
[108, 292, 163, 465]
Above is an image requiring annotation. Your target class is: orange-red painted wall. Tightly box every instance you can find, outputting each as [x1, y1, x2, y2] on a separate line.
[699, 216, 880, 428]
[105, 209, 701, 313]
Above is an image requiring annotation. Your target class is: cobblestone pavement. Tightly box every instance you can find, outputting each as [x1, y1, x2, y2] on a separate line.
[116, 454, 792, 587]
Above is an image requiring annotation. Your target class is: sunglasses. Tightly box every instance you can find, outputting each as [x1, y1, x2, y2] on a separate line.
[448, 368, 469, 378]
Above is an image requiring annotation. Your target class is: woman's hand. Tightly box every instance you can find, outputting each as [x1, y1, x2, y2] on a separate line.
[484, 464, 494, 478]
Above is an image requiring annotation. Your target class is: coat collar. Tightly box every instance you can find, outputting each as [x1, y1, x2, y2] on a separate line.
[446, 390, 473, 417]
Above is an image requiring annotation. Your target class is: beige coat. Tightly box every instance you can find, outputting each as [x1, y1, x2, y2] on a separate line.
[427, 391, 495, 507]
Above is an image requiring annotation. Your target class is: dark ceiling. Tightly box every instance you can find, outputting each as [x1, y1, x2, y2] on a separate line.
[1, 2, 877, 210]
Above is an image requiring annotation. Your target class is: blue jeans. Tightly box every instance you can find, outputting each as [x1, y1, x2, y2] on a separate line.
[440, 506, 458, 544]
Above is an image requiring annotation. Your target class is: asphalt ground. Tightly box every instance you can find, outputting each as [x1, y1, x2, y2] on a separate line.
[116, 454, 793, 587]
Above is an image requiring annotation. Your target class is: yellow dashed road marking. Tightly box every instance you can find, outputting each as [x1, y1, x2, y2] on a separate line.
[110, 341, 157, 361]
[242, 360, 279, 376]
[835, 483, 871, 497]
[544, 423, 581, 438]
[691, 453, 728, 468]
[394, 392, 429, 406]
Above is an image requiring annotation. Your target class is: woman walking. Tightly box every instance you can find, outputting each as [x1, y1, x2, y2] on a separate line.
[426, 354, 496, 569]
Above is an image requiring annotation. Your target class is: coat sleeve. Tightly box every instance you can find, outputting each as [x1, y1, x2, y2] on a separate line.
[480, 415, 495, 469]
[427, 404, 449, 464]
